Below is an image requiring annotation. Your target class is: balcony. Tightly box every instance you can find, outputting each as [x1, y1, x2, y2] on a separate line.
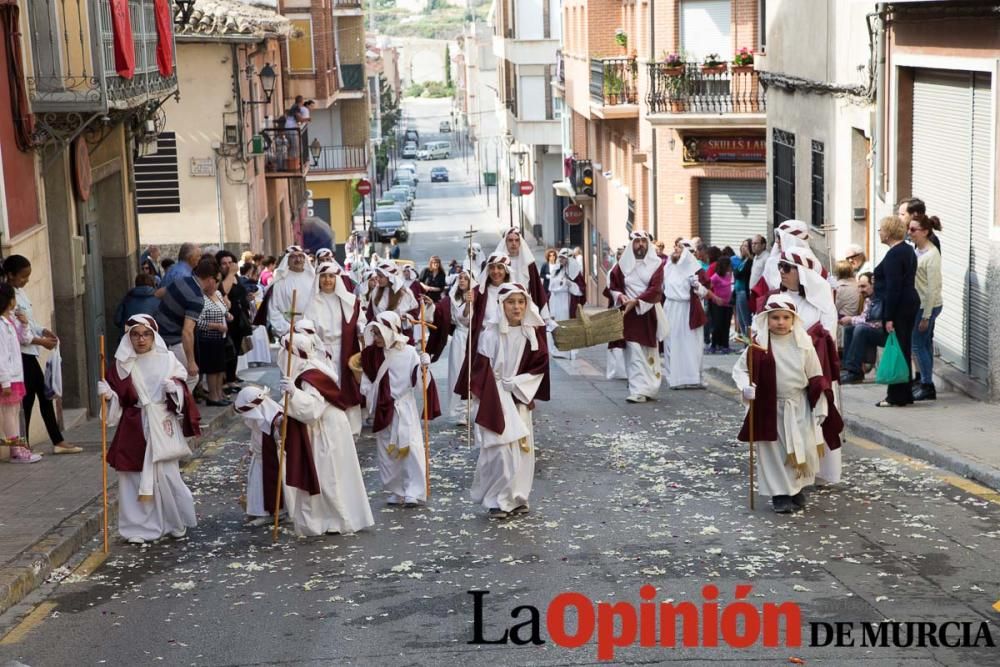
[555, 50, 565, 86]
[263, 127, 310, 179]
[332, 0, 364, 14]
[24, 0, 178, 114]
[647, 63, 766, 121]
[309, 145, 368, 178]
[340, 64, 365, 92]
[590, 58, 639, 118]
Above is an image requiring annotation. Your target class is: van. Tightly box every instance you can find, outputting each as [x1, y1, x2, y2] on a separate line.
[420, 141, 451, 160]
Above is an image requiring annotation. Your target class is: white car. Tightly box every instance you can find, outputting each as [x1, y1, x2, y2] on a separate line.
[416, 148, 430, 160]
[401, 142, 418, 159]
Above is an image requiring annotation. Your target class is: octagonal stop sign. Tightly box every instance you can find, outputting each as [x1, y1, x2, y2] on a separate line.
[563, 203, 584, 225]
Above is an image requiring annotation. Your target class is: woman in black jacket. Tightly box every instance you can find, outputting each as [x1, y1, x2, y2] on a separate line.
[418, 256, 448, 302]
[873, 216, 919, 407]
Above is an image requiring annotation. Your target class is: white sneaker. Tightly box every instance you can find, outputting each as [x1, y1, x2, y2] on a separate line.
[403, 497, 420, 507]
[169, 527, 187, 539]
[386, 494, 402, 505]
[625, 394, 647, 403]
[127, 536, 145, 545]
[246, 516, 271, 527]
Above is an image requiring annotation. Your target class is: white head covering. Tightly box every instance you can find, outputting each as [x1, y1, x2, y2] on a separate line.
[557, 248, 583, 281]
[492, 227, 536, 266]
[401, 264, 418, 284]
[374, 260, 406, 293]
[363, 311, 407, 350]
[313, 261, 357, 311]
[761, 220, 810, 289]
[274, 244, 316, 283]
[233, 385, 282, 435]
[751, 292, 813, 351]
[779, 246, 838, 334]
[670, 238, 703, 277]
[477, 253, 511, 294]
[448, 269, 478, 301]
[316, 247, 335, 263]
[618, 230, 660, 275]
[115, 314, 170, 377]
[494, 283, 545, 350]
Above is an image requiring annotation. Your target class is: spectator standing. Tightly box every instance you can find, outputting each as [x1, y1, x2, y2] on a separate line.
[387, 237, 401, 260]
[732, 239, 753, 336]
[747, 235, 768, 300]
[195, 264, 231, 406]
[159, 257, 176, 276]
[833, 260, 861, 318]
[898, 197, 941, 252]
[418, 256, 448, 302]
[872, 216, 919, 407]
[0, 282, 38, 462]
[114, 274, 160, 329]
[707, 256, 734, 353]
[540, 248, 558, 293]
[909, 214, 944, 401]
[217, 250, 252, 391]
[155, 258, 214, 389]
[258, 256, 277, 286]
[140, 245, 163, 285]
[157, 242, 203, 294]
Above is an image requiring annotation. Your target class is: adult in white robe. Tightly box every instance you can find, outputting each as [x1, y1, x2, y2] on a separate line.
[233, 386, 282, 525]
[265, 245, 316, 336]
[367, 261, 430, 340]
[547, 249, 584, 360]
[470, 284, 549, 517]
[663, 239, 707, 388]
[492, 227, 553, 323]
[447, 271, 476, 422]
[750, 219, 811, 312]
[97, 315, 198, 544]
[277, 331, 374, 536]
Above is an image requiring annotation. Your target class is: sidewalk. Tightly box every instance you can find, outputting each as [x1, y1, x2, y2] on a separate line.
[699, 350, 1000, 492]
[0, 384, 247, 617]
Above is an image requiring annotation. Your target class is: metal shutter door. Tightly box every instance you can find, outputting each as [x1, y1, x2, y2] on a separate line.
[698, 179, 767, 250]
[681, 0, 731, 62]
[912, 69, 972, 372]
[969, 72, 992, 379]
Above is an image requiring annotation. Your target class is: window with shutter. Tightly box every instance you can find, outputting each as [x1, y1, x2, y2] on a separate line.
[135, 132, 180, 214]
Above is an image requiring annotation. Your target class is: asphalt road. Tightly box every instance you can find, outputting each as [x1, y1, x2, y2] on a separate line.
[2, 100, 1000, 666]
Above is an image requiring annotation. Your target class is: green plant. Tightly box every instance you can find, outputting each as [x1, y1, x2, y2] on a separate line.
[615, 28, 627, 48]
[603, 69, 624, 98]
[733, 47, 754, 67]
[662, 52, 684, 67]
[702, 53, 723, 67]
[404, 81, 425, 97]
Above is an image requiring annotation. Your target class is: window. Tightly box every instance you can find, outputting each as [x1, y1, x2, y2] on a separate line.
[772, 128, 795, 225]
[135, 132, 181, 215]
[287, 17, 315, 73]
[627, 197, 635, 234]
[681, 0, 732, 62]
[811, 140, 824, 229]
[758, 0, 767, 53]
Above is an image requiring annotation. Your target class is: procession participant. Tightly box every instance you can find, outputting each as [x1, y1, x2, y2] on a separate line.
[732, 294, 834, 513]
[304, 262, 364, 436]
[445, 270, 476, 422]
[547, 249, 586, 359]
[492, 228, 551, 320]
[96, 315, 199, 545]
[773, 246, 843, 485]
[663, 239, 712, 389]
[749, 219, 811, 313]
[233, 386, 283, 526]
[604, 231, 669, 403]
[276, 325, 374, 536]
[360, 312, 441, 507]
[315, 248, 335, 266]
[469, 283, 550, 518]
[366, 261, 427, 340]
[254, 246, 315, 336]
[606, 247, 628, 380]
[463, 242, 486, 274]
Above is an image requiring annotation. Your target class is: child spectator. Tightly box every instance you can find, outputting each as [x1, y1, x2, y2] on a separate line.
[0, 283, 36, 462]
[708, 256, 734, 354]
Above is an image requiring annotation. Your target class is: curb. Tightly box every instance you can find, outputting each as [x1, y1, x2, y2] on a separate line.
[0, 408, 235, 619]
[702, 366, 1000, 494]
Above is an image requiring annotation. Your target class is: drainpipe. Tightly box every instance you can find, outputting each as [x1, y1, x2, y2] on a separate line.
[872, 4, 886, 204]
[649, 0, 657, 235]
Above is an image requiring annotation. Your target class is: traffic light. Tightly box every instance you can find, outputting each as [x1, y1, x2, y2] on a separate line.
[575, 160, 595, 197]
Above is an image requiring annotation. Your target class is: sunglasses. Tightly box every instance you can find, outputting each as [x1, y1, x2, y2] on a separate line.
[778, 263, 796, 274]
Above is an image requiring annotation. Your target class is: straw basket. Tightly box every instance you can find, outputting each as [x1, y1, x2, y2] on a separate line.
[552, 307, 624, 351]
[348, 352, 364, 384]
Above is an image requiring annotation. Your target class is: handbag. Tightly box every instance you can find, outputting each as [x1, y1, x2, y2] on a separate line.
[875, 331, 910, 385]
[241, 336, 255, 354]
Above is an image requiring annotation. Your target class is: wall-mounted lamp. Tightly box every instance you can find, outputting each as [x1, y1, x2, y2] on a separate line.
[174, 0, 196, 27]
[245, 63, 278, 105]
[309, 138, 322, 166]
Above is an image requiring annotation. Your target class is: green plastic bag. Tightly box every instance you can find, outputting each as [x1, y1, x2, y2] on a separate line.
[875, 331, 910, 385]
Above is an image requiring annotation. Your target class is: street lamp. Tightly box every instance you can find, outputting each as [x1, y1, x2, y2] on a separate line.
[512, 149, 529, 236]
[174, 0, 195, 27]
[309, 138, 322, 166]
[244, 63, 278, 105]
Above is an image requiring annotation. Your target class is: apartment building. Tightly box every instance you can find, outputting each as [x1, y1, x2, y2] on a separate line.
[283, 0, 370, 253]
[493, 0, 564, 245]
[459, 22, 500, 166]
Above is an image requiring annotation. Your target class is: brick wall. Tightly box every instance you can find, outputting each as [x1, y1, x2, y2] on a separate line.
[341, 98, 369, 145]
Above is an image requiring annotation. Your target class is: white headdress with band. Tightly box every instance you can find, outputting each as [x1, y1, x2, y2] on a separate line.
[115, 314, 169, 376]
[233, 385, 282, 435]
[618, 230, 660, 275]
[751, 292, 813, 350]
[494, 282, 545, 349]
[778, 246, 838, 334]
[313, 261, 357, 311]
[363, 311, 406, 350]
[477, 253, 511, 293]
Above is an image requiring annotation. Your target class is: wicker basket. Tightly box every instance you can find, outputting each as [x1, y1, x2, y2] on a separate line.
[552, 307, 624, 351]
[348, 352, 364, 384]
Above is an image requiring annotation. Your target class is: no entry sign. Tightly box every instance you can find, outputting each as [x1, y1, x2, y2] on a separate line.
[356, 179, 372, 196]
[519, 181, 534, 196]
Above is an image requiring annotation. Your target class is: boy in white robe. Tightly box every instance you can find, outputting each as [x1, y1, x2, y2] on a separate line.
[276, 328, 375, 536]
[732, 294, 835, 514]
[663, 239, 709, 388]
[96, 315, 199, 544]
[469, 284, 550, 518]
[360, 312, 439, 507]
[233, 386, 283, 527]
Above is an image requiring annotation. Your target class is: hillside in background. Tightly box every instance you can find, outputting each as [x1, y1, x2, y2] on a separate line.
[369, 0, 490, 40]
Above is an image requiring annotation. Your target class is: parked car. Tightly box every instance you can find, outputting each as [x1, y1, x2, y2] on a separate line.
[430, 166, 449, 182]
[393, 166, 418, 186]
[439, 121, 451, 133]
[404, 128, 419, 145]
[382, 190, 412, 217]
[398, 161, 418, 174]
[372, 207, 408, 242]
[395, 176, 417, 194]
[401, 142, 418, 159]
[416, 147, 430, 160]
[389, 184, 415, 204]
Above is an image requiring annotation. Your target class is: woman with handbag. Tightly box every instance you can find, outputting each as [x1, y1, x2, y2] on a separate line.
[217, 251, 252, 392]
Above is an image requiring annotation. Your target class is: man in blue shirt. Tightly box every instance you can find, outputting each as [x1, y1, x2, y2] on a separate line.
[157, 242, 203, 295]
[156, 257, 215, 388]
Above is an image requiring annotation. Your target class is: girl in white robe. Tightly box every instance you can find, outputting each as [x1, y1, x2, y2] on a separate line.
[276, 329, 374, 536]
[233, 386, 283, 526]
[447, 271, 476, 422]
[360, 312, 435, 506]
[732, 294, 828, 513]
[547, 250, 584, 360]
[470, 284, 549, 518]
[97, 315, 198, 544]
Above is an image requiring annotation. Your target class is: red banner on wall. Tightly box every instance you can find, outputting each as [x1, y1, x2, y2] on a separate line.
[153, 0, 174, 77]
[110, 0, 135, 79]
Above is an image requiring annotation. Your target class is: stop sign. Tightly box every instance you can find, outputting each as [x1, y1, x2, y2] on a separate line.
[563, 204, 584, 225]
[356, 179, 372, 196]
[519, 181, 534, 196]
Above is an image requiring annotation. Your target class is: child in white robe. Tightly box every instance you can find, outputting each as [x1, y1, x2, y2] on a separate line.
[732, 294, 830, 514]
[360, 312, 438, 507]
[470, 283, 550, 518]
[233, 386, 283, 526]
[447, 271, 476, 423]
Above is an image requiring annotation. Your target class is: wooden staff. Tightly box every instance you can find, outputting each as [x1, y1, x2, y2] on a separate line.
[273, 291, 298, 542]
[463, 226, 477, 449]
[99, 335, 109, 553]
[747, 340, 756, 511]
[410, 310, 437, 499]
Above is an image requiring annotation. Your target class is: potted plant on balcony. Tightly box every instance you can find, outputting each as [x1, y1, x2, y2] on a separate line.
[661, 52, 685, 77]
[732, 47, 754, 73]
[615, 28, 627, 53]
[701, 53, 726, 75]
[603, 68, 625, 104]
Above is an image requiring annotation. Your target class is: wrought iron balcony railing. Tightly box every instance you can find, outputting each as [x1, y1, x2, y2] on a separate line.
[590, 57, 638, 106]
[333, 0, 363, 8]
[263, 127, 309, 178]
[646, 63, 765, 114]
[25, 0, 178, 113]
[556, 50, 565, 85]
[311, 145, 368, 174]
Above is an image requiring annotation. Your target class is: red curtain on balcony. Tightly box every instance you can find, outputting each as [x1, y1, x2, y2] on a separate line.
[0, 0, 33, 150]
[110, 0, 135, 79]
[153, 0, 174, 77]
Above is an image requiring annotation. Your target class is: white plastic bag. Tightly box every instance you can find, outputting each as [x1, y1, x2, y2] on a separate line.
[44, 343, 63, 399]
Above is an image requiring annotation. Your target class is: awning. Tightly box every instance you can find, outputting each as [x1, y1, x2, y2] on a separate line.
[552, 180, 575, 198]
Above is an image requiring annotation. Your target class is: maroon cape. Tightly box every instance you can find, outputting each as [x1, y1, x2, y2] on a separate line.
[330, 299, 363, 409]
[260, 415, 318, 507]
[470, 329, 550, 436]
[424, 296, 453, 362]
[569, 271, 587, 318]
[105, 366, 200, 472]
[749, 275, 771, 315]
[689, 268, 710, 330]
[604, 264, 664, 349]
[252, 283, 272, 326]
[360, 346, 442, 433]
[519, 261, 548, 313]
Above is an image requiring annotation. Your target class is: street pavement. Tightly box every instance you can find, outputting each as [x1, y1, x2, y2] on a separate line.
[2, 101, 1000, 666]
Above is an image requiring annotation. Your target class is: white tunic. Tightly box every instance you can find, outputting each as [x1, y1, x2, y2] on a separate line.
[448, 295, 473, 421]
[732, 334, 827, 497]
[306, 293, 364, 435]
[547, 267, 581, 360]
[361, 345, 427, 502]
[663, 259, 705, 388]
[283, 378, 374, 536]
[244, 423, 268, 517]
[470, 325, 542, 512]
[610, 260, 669, 397]
[268, 271, 316, 336]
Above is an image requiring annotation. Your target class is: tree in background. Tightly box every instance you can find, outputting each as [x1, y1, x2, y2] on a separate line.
[444, 44, 452, 88]
[380, 74, 400, 140]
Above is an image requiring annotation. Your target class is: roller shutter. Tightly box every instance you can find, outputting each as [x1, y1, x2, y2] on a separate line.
[968, 72, 992, 380]
[698, 179, 767, 250]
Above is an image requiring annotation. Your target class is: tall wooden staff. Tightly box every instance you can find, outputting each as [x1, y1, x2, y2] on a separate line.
[747, 341, 756, 511]
[99, 335, 109, 553]
[410, 310, 437, 499]
[273, 291, 298, 542]
[463, 226, 477, 448]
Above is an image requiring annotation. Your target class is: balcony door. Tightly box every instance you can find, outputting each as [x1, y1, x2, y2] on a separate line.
[680, 0, 731, 62]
